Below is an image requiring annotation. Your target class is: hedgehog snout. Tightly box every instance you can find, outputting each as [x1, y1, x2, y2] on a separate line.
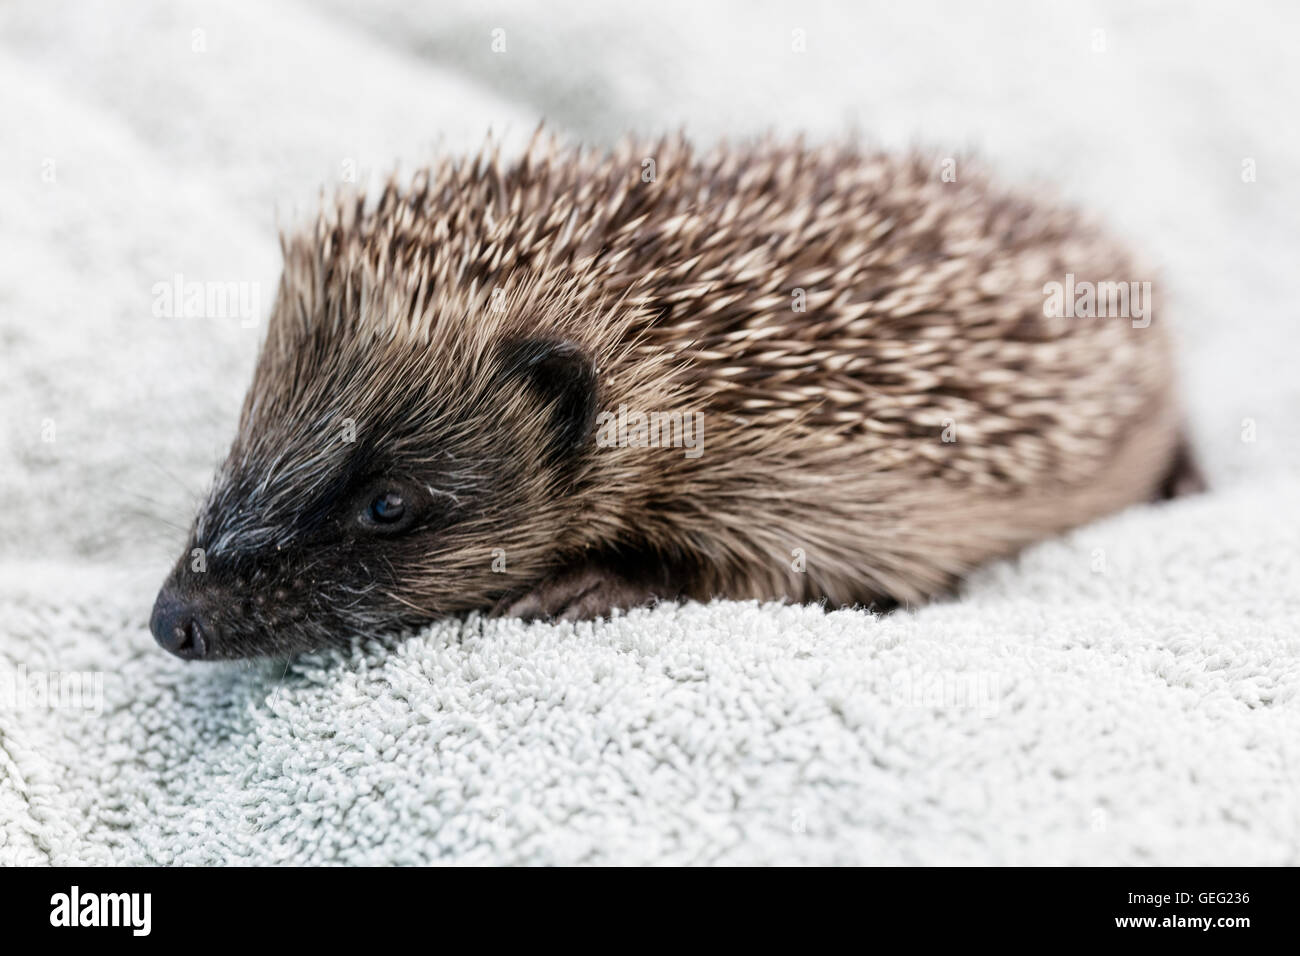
[150, 584, 222, 660]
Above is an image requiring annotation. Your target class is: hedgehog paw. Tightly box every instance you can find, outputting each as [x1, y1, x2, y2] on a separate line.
[494, 566, 667, 622]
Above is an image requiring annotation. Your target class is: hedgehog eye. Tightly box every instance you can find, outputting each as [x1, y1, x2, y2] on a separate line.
[368, 493, 405, 524]
[355, 482, 418, 534]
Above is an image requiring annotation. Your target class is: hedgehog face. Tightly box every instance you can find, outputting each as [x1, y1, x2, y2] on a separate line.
[150, 337, 599, 660]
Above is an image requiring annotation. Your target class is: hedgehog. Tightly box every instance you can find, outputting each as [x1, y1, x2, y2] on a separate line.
[149, 133, 1200, 660]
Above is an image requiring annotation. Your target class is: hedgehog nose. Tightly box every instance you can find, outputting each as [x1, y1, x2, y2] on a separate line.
[150, 589, 216, 660]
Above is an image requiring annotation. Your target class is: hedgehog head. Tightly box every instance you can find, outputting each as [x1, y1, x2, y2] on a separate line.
[150, 213, 609, 659]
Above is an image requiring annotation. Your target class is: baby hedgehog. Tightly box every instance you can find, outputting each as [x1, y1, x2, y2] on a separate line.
[151, 134, 1198, 659]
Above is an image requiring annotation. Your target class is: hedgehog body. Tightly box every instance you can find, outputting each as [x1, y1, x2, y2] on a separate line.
[151, 135, 1190, 659]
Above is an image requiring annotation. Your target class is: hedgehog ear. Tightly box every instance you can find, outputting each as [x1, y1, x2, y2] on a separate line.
[497, 338, 598, 460]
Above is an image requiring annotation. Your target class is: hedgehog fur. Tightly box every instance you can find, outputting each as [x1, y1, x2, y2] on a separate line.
[150, 131, 1192, 659]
